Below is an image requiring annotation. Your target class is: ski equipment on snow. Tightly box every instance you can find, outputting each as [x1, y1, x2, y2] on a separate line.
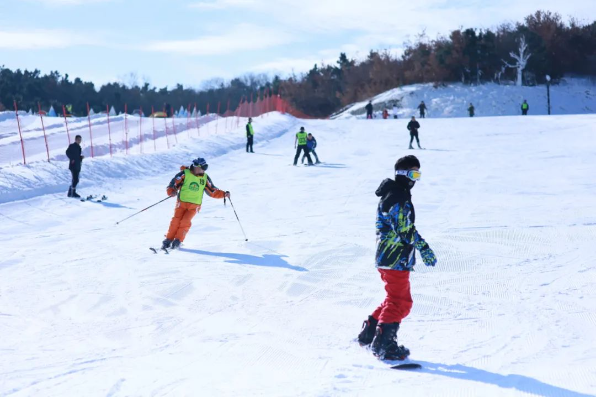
[226, 196, 248, 241]
[116, 196, 173, 225]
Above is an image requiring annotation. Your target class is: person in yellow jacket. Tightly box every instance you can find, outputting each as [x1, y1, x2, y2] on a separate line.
[162, 157, 230, 250]
[246, 117, 255, 153]
[294, 127, 314, 166]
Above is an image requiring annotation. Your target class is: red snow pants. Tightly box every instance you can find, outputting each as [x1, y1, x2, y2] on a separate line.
[371, 269, 413, 324]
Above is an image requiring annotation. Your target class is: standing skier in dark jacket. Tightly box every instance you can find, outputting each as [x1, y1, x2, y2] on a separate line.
[407, 117, 422, 149]
[417, 101, 427, 118]
[246, 117, 254, 153]
[365, 101, 373, 119]
[301, 133, 321, 164]
[357, 155, 437, 360]
[66, 135, 84, 198]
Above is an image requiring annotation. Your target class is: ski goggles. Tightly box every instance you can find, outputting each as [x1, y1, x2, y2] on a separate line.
[395, 169, 421, 181]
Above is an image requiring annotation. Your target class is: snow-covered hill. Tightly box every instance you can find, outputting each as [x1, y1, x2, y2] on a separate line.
[334, 77, 596, 119]
[1, 113, 596, 396]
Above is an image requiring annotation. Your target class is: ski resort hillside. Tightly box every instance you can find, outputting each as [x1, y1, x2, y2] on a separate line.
[1, 113, 596, 396]
[334, 78, 596, 119]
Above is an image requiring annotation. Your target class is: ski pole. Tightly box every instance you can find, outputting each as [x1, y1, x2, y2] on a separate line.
[115, 196, 173, 225]
[227, 196, 248, 241]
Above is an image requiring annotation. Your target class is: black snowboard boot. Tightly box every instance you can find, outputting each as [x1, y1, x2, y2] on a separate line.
[371, 322, 410, 360]
[357, 315, 378, 346]
[162, 239, 172, 250]
[171, 238, 181, 249]
[68, 187, 73, 197]
[71, 189, 81, 198]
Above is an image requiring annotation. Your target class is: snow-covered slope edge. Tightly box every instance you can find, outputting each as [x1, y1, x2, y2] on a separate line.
[0, 114, 299, 204]
[334, 78, 596, 119]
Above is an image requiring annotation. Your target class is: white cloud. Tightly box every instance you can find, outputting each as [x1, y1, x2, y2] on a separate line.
[0, 29, 99, 50]
[144, 24, 296, 56]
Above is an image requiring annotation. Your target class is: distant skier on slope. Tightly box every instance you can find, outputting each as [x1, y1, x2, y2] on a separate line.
[468, 103, 475, 117]
[417, 101, 427, 118]
[357, 155, 437, 360]
[161, 158, 230, 250]
[294, 127, 314, 166]
[301, 133, 321, 164]
[66, 134, 84, 198]
[365, 101, 373, 119]
[521, 100, 529, 115]
[407, 117, 422, 149]
[392, 103, 399, 119]
[246, 117, 255, 153]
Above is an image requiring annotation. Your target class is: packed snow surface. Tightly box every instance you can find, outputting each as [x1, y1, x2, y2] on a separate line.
[1, 112, 596, 396]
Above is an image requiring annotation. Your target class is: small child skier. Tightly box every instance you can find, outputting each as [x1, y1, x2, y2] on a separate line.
[162, 158, 230, 250]
[301, 133, 321, 164]
[357, 155, 437, 360]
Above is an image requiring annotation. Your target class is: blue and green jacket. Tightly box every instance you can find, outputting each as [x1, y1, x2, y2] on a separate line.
[375, 178, 429, 271]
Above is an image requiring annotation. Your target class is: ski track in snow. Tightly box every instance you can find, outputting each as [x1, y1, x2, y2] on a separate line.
[1, 113, 596, 396]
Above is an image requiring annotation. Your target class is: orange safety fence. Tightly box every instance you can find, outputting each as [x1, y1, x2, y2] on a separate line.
[0, 95, 317, 166]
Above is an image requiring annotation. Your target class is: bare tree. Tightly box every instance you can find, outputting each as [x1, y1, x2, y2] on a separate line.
[503, 36, 531, 86]
[494, 65, 506, 85]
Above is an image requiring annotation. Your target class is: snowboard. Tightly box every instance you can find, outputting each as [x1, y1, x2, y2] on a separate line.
[391, 363, 422, 370]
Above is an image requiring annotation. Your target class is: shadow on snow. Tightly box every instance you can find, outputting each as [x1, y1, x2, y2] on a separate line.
[179, 248, 308, 272]
[415, 361, 594, 397]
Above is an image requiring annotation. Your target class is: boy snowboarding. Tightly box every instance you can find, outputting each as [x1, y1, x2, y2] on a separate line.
[294, 127, 314, 166]
[357, 155, 437, 360]
[161, 158, 230, 250]
[66, 135, 84, 198]
[301, 133, 321, 164]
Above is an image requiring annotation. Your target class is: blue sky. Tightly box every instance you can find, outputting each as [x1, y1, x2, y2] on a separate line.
[1, 0, 594, 89]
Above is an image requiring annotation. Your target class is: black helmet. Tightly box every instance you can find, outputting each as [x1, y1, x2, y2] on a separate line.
[191, 157, 208, 170]
[300, 126, 305, 131]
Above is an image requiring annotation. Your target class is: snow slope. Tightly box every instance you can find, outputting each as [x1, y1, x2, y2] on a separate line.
[1, 113, 596, 396]
[334, 78, 596, 119]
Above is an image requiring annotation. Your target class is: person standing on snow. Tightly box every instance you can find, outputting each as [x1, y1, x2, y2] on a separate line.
[357, 155, 437, 360]
[392, 103, 399, 119]
[365, 101, 373, 119]
[382, 109, 389, 119]
[468, 103, 475, 117]
[246, 117, 255, 153]
[162, 158, 230, 250]
[417, 101, 427, 118]
[407, 117, 422, 149]
[294, 127, 314, 166]
[521, 100, 529, 116]
[301, 133, 321, 164]
[66, 135, 84, 198]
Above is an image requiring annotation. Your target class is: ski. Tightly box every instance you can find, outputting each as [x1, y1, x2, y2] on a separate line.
[150, 247, 169, 254]
[80, 195, 107, 202]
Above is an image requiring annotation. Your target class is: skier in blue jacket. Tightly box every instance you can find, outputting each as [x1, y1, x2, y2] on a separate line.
[301, 133, 321, 164]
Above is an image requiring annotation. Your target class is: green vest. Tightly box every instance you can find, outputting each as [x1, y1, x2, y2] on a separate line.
[179, 169, 207, 205]
[522, 103, 528, 110]
[247, 123, 254, 136]
[296, 131, 308, 145]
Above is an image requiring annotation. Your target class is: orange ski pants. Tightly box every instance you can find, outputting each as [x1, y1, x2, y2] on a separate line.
[166, 201, 201, 242]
